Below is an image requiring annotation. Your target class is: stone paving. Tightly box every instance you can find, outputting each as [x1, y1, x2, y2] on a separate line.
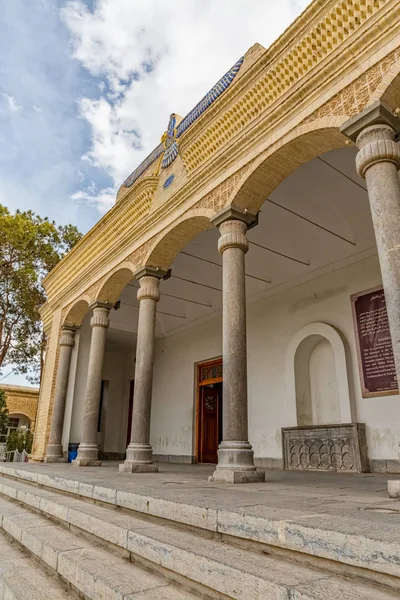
[12, 461, 400, 525]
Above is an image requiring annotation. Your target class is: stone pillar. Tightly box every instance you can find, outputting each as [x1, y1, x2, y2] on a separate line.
[120, 267, 166, 473]
[341, 102, 400, 382]
[210, 206, 265, 483]
[72, 303, 110, 467]
[44, 327, 77, 462]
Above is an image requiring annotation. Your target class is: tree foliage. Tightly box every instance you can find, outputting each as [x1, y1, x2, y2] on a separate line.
[6, 428, 33, 454]
[0, 204, 82, 383]
[0, 389, 8, 435]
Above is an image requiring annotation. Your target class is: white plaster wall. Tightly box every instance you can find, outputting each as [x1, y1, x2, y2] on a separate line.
[309, 339, 340, 425]
[150, 255, 400, 461]
[68, 315, 91, 445]
[65, 325, 134, 453]
[101, 350, 133, 454]
[151, 320, 222, 457]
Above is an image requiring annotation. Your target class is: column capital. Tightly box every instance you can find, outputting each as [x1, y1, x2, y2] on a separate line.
[341, 102, 400, 179]
[340, 101, 400, 142]
[355, 125, 400, 178]
[90, 304, 110, 329]
[59, 327, 77, 348]
[211, 204, 258, 229]
[218, 219, 249, 255]
[137, 274, 161, 302]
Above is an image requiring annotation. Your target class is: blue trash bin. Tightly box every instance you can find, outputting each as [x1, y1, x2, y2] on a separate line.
[68, 443, 79, 463]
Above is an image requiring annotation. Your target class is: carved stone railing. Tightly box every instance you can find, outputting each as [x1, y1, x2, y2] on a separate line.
[282, 423, 369, 473]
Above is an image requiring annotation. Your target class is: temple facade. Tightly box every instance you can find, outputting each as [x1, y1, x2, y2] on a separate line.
[33, 0, 400, 480]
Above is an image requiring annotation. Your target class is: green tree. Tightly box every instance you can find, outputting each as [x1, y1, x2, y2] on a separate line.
[0, 205, 82, 383]
[0, 389, 8, 437]
[5, 428, 33, 454]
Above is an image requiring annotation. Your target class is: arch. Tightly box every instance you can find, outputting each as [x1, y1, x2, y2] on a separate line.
[96, 263, 136, 304]
[371, 62, 400, 112]
[63, 298, 90, 328]
[8, 412, 31, 423]
[145, 208, 215, 271]
[229, 120, 347, 214]
[7, 413, 32, 433]
[286, 323, 354, 427]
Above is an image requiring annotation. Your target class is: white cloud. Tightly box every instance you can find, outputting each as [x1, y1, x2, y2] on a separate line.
[72, 182, 116, 213]
[1, 93, 22, 112]
[62, 0, 310, 210]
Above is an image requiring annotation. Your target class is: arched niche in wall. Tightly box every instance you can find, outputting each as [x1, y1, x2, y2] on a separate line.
[286, 323, 354, 427]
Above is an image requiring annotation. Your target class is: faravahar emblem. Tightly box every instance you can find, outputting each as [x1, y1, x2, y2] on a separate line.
[160, 113, 179, 169]
[123, 56, 244, 187]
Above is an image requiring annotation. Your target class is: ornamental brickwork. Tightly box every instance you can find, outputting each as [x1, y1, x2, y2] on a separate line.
[0, 385, 39, 432]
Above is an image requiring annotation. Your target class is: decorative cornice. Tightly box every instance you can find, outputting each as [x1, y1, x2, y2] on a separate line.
[44, 177, 159, 301]
[181, 0, 390, 174]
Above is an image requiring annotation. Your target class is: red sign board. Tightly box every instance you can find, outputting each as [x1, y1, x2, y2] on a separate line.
[351, 287, 398, 397]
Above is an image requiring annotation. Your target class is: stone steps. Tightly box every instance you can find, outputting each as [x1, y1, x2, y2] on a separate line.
[0, 475, 396, 599]
[1, 464, 400, 586]
[0, 496, 204, 600]
[0, 533, 75, 599]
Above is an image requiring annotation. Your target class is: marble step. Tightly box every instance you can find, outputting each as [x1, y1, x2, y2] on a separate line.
[0, 533, 75, 599]
[0, 478, 396, 600]
[0, 496, 205, 600]
[1, 466, 400, 586]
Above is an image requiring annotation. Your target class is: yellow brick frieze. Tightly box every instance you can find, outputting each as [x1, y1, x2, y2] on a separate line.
[181, 0, 391, 174]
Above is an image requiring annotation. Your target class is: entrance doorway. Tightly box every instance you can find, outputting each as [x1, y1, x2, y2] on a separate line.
[196, 359, 223, 463]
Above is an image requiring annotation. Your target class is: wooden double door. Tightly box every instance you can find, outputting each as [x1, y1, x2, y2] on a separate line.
[197, 360, 223, 464]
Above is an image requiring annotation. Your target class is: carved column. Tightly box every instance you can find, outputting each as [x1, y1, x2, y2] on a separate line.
[120, 267, 166, 473]
[341, 102, 400, 382]
[72, 303, 110, 467]
[44, 326, 77, 462]
[210, 206, 265, 483]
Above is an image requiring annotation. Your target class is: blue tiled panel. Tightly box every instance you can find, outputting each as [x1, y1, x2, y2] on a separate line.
[123, 143, 164, 188]
[123, 55, 244, 187]
[176, 56, 244, 138]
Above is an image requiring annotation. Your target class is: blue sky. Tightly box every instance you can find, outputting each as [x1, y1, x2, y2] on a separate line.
[0, 0, 309, 386]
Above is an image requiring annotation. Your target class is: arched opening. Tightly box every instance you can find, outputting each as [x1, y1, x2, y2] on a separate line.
[287, 323, 353, 427]
[97, 265, 136, 305]
[63, 299, 90, 328]
[145, 210, 215, 271]
[230, 123, 346, 214]
[294, 335, 340, 426]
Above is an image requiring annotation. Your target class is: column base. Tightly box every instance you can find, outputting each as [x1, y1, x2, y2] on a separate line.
[120, 443, 157, 473]
[209, 469, 265, 484]
[71, 458, 102, 467]
[209, 441, 265, 484]
[388, 481, 400, 498]
[44, 443, 65, 463]
[44, 456, 66, 464]
[119, 461, 158, 473]
[72, 442, 101, 467]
